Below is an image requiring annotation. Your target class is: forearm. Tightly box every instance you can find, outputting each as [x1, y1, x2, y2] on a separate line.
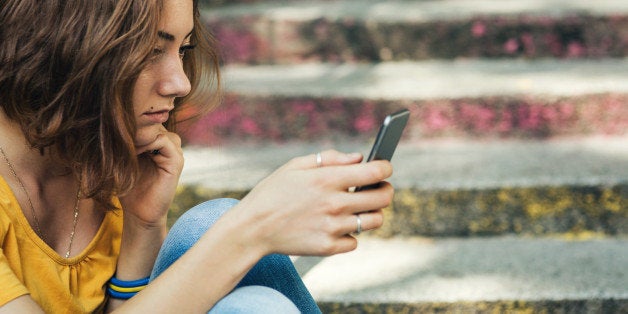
[106, 214, 167, 311]
[0, 295, 45, 314]
[117, 213, 167, 278]
[113, 207, 266, 313]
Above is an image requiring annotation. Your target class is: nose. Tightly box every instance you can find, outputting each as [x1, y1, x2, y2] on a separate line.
[157, 56, 192, 98]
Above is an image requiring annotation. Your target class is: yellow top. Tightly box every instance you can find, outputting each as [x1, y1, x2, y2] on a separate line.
[0, 176, 123, 313]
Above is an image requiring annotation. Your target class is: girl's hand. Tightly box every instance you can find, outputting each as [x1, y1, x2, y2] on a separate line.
[235, 150, 394, 257]
[119, 126, 184, 227]
[110, 126, 181, 297]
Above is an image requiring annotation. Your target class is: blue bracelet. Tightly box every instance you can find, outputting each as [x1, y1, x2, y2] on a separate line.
[109, 276, 150, 288]
[106, 286, 137, 300]
[107, 276, 150, 299]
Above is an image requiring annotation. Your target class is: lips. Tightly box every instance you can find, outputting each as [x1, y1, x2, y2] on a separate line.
[143, 109, 171, 124]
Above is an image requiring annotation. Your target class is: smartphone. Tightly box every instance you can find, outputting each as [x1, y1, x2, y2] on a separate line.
[355, 108, 410, 191]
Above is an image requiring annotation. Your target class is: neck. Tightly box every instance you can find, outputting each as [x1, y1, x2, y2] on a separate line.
[0, 109, 67, 182]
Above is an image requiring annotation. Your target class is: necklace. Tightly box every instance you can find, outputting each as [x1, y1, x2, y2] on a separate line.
[0, 146, 81, 258]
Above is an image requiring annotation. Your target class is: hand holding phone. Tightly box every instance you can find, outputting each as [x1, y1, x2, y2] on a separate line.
[355, 108, 409, 191]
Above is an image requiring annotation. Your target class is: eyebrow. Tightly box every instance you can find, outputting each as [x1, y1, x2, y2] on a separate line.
[157, 30, 194, 42]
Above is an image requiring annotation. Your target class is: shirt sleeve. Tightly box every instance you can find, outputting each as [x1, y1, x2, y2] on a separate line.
[0, 254, 29, 306]
[0, 223, 30, 307]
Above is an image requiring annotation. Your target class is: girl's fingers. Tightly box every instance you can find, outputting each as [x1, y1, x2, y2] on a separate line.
[323, 184, 391, 236]
[344, 182, 394, 213]
[282, 151, 392, 191]
[316, 150, 363, 167]
[318, 160, 393, 191]
[337, 209, 384, 236]
[135, 132, 183, 172]
[287, 150, 363, 170]
[136, 132, 182, 157]
[321, 235, 359, 256]
[246, 150, 395, 256]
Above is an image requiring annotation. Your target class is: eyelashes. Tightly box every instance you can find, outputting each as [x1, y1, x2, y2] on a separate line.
[151, 44, 196, 60]
[178, 44, 196, 59]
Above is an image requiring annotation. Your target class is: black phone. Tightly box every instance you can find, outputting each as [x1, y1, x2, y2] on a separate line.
[355, 108, 410, 191]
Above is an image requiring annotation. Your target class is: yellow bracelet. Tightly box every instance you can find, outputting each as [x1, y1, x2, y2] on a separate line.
[108, 283, 147, 293]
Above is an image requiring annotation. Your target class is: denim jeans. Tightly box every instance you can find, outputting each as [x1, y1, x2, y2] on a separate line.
[150, 198, 322, 314]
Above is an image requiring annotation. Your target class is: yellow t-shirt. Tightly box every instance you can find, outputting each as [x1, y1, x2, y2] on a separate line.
[0, 176, 123, 313]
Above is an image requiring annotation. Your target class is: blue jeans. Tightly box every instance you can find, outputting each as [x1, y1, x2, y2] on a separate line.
[150, 198, 321, 314]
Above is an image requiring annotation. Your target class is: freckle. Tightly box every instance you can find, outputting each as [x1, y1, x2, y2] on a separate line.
[150, 107, 154, 110]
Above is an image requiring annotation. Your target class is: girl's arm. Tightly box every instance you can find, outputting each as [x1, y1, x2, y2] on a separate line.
[106, 130, 183, 311]
[0, 296, 44, 314]
[114, 150, 393, 312]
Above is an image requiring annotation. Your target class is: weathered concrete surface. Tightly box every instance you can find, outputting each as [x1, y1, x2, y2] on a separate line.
[203, 0, 628, 22]
[180, 136, 628, 191]
[294, 236, 628, 313]
[221, 60, 628, 100]
[173, 136, 627, 236]
[202, 0, 628, 63]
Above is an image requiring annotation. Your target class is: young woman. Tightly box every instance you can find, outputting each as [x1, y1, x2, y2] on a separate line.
[0, 0, 394, 313]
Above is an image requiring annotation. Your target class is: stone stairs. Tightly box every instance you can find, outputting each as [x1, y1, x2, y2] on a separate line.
[176, 0, 628, 312]
[200, 0, 628, 64]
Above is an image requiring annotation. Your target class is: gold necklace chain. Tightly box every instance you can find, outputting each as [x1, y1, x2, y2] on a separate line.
[0, 146, 81, 258]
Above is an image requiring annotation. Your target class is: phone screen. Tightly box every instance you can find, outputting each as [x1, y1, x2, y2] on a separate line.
[356, 108, 409, 191]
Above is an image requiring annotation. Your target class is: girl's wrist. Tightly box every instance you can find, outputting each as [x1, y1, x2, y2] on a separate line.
[223, 203, 273, 259]
[116, 214, 167, 281]
[122, 206, 169, 231]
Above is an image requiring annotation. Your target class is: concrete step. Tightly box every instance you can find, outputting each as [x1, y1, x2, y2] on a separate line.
[200, 0, 628, 63]
[172, 136, 628, 236]
[180, 59, 628, 145]
[295, 235, 628, 313]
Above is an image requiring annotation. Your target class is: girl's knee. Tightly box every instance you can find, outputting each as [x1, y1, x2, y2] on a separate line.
[210, 286, 299, 314]
[175, 198, 239, 230]
[150, 198, 239, 280]
[167, 198, 239, 244]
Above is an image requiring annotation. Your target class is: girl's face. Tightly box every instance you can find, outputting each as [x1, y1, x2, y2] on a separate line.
[132, 0, 194, 147]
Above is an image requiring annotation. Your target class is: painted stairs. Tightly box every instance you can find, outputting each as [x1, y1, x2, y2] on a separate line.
[174, 1, 628, 312]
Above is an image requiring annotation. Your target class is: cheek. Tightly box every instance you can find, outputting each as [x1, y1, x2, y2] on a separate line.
[132, 72, 154, 113]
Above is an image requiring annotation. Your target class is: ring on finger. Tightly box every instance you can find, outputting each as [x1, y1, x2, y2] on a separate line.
[316, 152, 323, 167]
[355, 214, 362, 235]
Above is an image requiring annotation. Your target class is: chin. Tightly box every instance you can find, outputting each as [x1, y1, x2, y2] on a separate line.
[134, 125, 163, 147]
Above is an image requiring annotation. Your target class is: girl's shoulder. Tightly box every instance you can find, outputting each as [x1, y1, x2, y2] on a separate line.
[0, 175, 19, 235]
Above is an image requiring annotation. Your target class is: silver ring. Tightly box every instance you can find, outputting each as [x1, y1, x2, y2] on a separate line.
[316, 152, 322, 167]
[355, 214, 362, 235]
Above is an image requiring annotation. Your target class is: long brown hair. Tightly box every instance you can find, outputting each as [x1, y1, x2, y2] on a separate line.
[0, 0, 221, 208]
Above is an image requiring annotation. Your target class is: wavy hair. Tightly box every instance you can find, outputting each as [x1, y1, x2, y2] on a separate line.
[0, 0, 221, 208]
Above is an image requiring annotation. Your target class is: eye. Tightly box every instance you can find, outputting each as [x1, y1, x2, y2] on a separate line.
[150, 47, 165, 61]
[178, 44, 196, 59]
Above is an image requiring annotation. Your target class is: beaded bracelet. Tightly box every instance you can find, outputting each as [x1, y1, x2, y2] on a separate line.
[107, 276, 150, 300]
